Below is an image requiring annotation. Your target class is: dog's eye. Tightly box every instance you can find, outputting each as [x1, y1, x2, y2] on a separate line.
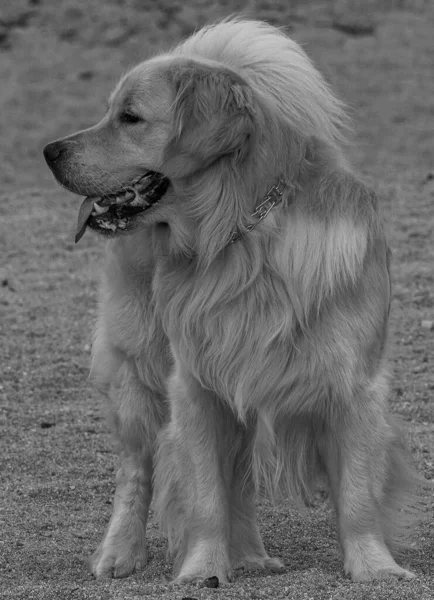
[119, 111, 144, 125]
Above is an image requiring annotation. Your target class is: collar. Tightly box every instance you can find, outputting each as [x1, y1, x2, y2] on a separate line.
[229, 177, 286, 243]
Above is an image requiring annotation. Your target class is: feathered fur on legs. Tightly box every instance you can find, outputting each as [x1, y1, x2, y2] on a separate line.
[154, 363, 239, 584]
[319, 372, 419, 581]
[90, 357, 166, 578]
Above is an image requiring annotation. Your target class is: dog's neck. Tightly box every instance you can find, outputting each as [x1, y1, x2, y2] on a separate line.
[228, 177, 287, 244]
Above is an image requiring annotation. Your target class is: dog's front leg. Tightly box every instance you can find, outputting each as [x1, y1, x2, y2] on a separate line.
[155, 364, 235, 584]
[90, 358, 166, 579]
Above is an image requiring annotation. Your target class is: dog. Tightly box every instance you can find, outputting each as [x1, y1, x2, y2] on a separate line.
[43, 19, 424, 583]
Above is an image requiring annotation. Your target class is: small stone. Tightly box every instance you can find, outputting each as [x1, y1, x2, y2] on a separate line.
[0, 267, 17, 291]
[77, 70, 94, 81]
[203, 575, 219, 588]
[421, 320, 434, 330]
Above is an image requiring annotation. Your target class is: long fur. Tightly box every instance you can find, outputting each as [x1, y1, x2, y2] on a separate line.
[44, 18, 428, 583]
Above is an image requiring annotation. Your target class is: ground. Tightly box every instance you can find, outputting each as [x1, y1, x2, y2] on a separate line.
[0, 1, 433, 599]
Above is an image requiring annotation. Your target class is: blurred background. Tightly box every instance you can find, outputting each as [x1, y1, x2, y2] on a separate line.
[1, 2, 433, 599]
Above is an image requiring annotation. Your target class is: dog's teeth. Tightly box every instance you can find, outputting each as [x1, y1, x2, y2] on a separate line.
[93, 202, 109, 214]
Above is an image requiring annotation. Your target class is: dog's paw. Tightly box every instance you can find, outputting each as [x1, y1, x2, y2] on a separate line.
[172, 549, 231, 586]
[89, 543, 148, 579]
[343, 536, 416, 583]
[349, 564, 415, 582]
[264, 556, 286, 572]
[232, 554, 285, 573]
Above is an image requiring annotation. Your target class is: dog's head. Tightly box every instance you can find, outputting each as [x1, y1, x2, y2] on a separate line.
[43, 54, 256, 242]
[44, 19, 349, 254]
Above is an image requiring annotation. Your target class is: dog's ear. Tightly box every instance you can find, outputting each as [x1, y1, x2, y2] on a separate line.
[165, 60, 256, 176]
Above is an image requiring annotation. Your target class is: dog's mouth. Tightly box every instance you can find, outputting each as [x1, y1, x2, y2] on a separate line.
[75, 171, 170, 243]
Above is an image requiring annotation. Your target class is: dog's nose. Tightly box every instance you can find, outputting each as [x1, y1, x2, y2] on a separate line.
[43, 141, 64, 163]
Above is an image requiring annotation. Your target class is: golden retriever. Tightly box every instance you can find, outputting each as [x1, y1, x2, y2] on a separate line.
[44, 19, 424, 584]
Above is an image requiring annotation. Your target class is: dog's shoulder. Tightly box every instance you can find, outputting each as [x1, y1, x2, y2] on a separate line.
[304, 167, 378, 224]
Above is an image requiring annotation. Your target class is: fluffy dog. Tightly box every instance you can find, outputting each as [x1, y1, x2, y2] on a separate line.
[44, 19, 423, 583]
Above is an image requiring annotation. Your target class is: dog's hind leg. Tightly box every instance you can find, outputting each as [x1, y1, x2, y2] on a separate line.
[154, 365, 235, 584]
[229, 417, 285, 573]
[90, 358, 166, 579]
[319, 373, 418, 582]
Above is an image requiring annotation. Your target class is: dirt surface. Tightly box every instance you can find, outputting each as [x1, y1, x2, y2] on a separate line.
[0, 1, 433, 599]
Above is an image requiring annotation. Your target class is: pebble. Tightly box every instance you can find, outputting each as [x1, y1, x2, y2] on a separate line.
[0, 267, 17, 291]
[203, 576, 219, 588]
[421, 320, 434, 330]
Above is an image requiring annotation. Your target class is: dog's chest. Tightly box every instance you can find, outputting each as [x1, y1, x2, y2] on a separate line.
[97, 242, 171, 391]
[153, 259, 297, 406]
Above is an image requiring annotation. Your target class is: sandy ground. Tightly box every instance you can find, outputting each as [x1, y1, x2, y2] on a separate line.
[0, 1, 433, 599]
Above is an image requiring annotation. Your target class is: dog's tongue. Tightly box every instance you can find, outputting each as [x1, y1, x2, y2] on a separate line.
[75, 196, 94, 243]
